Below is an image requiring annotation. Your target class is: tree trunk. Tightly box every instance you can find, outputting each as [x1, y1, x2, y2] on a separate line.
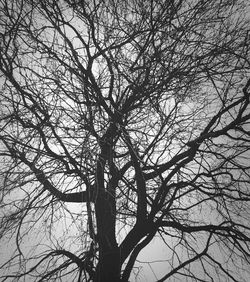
[94, 129, 121, 281]
[94, 244, 121, 282]
[94, 190, 121, 282]
[94, 192, 122, 281]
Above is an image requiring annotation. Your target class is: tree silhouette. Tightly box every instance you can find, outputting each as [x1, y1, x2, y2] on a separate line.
[1, 0, 250, 281]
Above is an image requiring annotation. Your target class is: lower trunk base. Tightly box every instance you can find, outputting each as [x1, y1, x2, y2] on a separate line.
[94, 249, 121, 282]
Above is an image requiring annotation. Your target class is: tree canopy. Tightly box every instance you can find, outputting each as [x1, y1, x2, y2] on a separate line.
[1, 0, 250, 281]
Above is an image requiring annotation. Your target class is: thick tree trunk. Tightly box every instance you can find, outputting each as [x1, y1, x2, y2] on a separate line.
[94, 125, 121, 281]
[94, 244, 121, 282]
[94, 190, 121, 282]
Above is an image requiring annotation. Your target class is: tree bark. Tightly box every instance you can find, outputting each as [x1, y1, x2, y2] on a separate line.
[94, 125, 121, 281]
[94, 242, 121, 282]
[94, 189, 121, 281]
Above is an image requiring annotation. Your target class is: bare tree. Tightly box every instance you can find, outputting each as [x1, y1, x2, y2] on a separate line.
[0, 0, 250, 281]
